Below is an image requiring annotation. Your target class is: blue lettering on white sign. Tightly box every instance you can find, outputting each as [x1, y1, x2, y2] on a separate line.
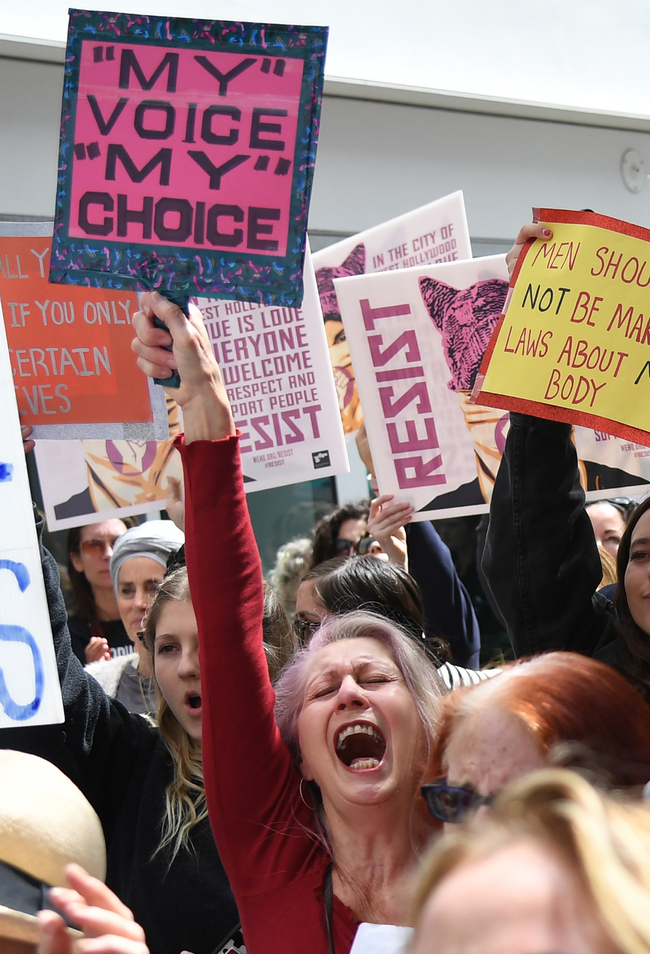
[0, 561, 43, 720]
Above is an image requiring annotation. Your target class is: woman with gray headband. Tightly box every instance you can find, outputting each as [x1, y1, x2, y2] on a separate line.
[85, 520, 184, 714]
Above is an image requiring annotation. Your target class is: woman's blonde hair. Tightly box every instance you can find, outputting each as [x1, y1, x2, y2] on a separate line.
[262, 580, 299, 683]
[598, 543, 618, 588]
[412, 768, 650, 954]
[142, 567, 206, 862]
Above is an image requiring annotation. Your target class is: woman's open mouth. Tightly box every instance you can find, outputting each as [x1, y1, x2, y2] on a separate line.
[185, 692, 202, 714]
[335, 722, 386, 771]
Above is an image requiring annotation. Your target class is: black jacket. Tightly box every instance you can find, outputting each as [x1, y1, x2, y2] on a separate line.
[482, 412, 622, 669]
[0, 513, 238, 954]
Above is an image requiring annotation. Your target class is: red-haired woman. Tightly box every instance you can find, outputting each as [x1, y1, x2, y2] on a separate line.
[421, 651, 650, 826]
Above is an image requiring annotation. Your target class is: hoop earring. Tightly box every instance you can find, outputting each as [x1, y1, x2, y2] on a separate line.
[299, 777, 322, 811]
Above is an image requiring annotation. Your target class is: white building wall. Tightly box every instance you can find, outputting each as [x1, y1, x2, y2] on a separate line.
[5, 1, 650, 120]
[4, 37, 650, 519]
[0, 56, 63, 219]
[311, 96, 650, 242]
[3, 46, 650, 245]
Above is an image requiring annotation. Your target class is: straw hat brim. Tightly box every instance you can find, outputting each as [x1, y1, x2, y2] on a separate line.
[0, 906, 82, 945]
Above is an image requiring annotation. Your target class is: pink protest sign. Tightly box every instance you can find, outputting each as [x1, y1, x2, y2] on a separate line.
[70, 42, 304, 257]
[50, 11, 328, 306]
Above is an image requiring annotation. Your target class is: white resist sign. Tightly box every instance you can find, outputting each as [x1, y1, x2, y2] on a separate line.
[0, 300, 63, 726]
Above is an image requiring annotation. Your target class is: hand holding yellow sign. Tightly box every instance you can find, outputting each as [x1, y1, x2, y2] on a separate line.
[473, 209, 650, 443]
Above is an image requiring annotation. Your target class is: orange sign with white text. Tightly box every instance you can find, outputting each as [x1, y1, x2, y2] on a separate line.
[0, 236, 151, 426]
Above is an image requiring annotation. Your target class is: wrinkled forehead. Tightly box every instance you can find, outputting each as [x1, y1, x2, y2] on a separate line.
[304, 636, 397, 680]
[443, 703, 545, 792]
[117, 555, 165, 586]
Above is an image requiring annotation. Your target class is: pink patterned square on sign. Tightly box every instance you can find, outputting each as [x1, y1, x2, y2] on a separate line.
[69, 40, 304, 257]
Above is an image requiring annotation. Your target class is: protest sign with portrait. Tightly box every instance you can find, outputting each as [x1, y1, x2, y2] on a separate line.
[34, 397, 183, 531]
[312, 192, 472, 435]
[336, 255, 650, 520]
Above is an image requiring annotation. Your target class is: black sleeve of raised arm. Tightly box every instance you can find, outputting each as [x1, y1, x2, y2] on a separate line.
[481, 413, 608, 658]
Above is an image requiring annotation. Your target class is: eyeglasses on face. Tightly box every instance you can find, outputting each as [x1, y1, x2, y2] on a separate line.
[334, 534, 378, 557]
[80, 536, 120, 555]
[421, 780, 494, 823]
[294, 617, 322, 643]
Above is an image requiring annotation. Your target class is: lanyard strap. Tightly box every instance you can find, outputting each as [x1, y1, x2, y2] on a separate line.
[324, 865, 335, 954]
[209, 921, 246, 954]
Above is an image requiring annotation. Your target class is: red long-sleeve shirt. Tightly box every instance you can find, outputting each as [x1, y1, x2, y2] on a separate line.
[180, 435, 358, 954]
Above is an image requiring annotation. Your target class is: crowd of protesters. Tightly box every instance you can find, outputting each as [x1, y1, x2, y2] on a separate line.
[4, 223, 650, 954]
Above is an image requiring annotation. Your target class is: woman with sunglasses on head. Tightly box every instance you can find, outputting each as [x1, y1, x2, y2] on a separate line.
[294, 555, 495, 689]
[420, 651, 650, 828]
[308, 501, 481, 668]
[131, 292, 445, 954]
[311, 501, 376, 563]
[483, 222, 650, 701]
[67, 520, 131, 665]
[311, 494, 416, 568]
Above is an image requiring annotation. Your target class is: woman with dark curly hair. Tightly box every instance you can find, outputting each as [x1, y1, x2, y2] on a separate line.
[310, 501, 372, 566]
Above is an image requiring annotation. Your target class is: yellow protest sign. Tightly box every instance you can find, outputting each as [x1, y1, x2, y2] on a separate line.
[473, 209, 650, 443]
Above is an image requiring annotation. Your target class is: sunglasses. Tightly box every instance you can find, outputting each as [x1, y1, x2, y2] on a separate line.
[421, 780, 494, 823]
[294, 617, 322, 643]
[607, 496, 636, 518]
[80, 536, 121, 555]
[334, 534, 378, 557]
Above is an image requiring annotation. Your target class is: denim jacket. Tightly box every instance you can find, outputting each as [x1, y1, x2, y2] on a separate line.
[482, 412, 621, 668]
